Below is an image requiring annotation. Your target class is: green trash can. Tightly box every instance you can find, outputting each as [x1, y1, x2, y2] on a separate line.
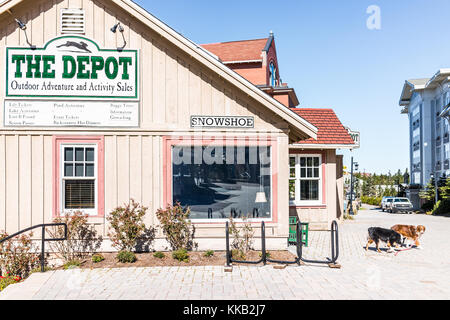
[288, 216, 308, 247]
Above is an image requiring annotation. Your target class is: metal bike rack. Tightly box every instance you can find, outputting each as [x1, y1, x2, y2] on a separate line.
[225, 220, 266, 265]
[225, 218, 339, 268]
[298, 220, 339, 266]
[0, 223, 68, 273]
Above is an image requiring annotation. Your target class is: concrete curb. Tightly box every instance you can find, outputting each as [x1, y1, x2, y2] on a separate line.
[0, 271, 55, 300]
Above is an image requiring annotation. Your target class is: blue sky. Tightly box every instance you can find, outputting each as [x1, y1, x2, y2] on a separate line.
[137, 0, 450, 174]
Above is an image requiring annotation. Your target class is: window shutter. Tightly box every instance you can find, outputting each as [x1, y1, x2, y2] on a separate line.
[61, 9, 85, 35]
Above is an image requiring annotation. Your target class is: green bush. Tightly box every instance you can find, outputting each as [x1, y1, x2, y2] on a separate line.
[156, 203, 197, 251]
[117, 251, 136, 263]
[0, 273, 21, 291]
[204, 250, 214, 258]
[91, 254, 105, 263]
[153, 251, 165, 259]
[259, 251, 271, 258]
[48, 211, 102, 264]
[361, 196, 382, 206]
[432, 199, 450, 215]
[172, 249, 189, 262]
[63, 260, 81, 269]
[421, 201, 434, 212]
[0, 231, 39, 278]
[231, 249, 245, 260]
[107, 199, 149, 252]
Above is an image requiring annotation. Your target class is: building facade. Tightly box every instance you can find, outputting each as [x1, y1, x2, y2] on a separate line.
[399, 70, 450, 208]
[0, 0, 354, 251]
[201, 38, 355, 229]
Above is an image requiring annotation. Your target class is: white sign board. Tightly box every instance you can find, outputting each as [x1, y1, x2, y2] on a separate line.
[6, 36, 138, 100]
[345, 127, 360, 148]
[4, 100, 139, 127]
[190, 116, 254, 128]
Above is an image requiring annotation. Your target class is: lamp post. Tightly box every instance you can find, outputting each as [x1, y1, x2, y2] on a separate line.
[349, 157, 359, 215]
[430, 172, 439, 204]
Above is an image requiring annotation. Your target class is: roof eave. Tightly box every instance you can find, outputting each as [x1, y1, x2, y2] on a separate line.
[290, 143, 356, 150]
[1, 0, 318, 141]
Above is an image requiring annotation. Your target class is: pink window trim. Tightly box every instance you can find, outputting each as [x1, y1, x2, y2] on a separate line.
[162, 136, 279, 224]
[289, 150, 327, 206]
[52, 135, 105, 218]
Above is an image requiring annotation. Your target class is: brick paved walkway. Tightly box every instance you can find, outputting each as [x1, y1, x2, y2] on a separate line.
[1, 206, 449, 300]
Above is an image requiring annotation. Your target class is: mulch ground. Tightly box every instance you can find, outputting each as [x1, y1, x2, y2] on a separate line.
[71, 250, 297, 269]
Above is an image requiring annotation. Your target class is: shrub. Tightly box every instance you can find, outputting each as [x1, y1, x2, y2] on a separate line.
[48, 211, 102, 263]
[228, 215, 254, 260]
[204, 250, 214, 258]
[0, 273, 21, 291]
[156, 202, 197, 251]
[0, 231, 39, 278]
[231, 249, 245, 260]
[107, 199, 149, 252]
[432, 199, 450, 215]
[361, 196, 382, 206]
[63, 260, 81, 269]
[172, 249, 189, 262]
[421, 201, 434, 212]
[91, 253, 105, 263]
[259, 251, 271, 258]
[117, 250, 136, 263]
[153, 251, 165, 259]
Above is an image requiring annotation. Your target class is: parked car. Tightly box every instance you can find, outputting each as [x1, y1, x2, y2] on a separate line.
[387, 197, 413, 214]
[381, 197, 394, 212]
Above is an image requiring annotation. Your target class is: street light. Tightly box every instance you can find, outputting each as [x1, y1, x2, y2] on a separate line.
[430, 172, 439, 204]
[349, 157, 359, 215]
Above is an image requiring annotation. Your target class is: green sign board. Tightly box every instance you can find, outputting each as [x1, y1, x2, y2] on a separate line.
[6, 36, 138, 100]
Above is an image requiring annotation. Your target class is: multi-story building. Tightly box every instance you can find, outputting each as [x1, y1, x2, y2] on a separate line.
[399, 69, 450, 207]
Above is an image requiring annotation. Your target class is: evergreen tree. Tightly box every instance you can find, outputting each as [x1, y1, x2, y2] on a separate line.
[439, 177, 450, 200]
[419, 178, 436, 201]
[403, 168, 410, 184]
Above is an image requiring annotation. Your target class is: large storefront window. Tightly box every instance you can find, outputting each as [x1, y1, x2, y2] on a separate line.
[172, 145, 271, 220]
[289, 154, 322, 205]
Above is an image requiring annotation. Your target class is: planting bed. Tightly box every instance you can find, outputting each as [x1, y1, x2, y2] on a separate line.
[67, 250, 297, 269]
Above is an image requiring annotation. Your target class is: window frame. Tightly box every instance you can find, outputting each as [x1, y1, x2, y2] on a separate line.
[163, 136, 278, 224]
[60, 143, 98, 215]
[289, 154, 323, 206]
[53, 136, 104, 218]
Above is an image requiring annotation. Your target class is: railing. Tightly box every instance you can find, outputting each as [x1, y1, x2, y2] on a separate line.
[0, 223, 68, 272]
[225, 219, 339, 267]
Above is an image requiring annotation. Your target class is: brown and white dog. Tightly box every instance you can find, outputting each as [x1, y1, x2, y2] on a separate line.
[391, 225, 426, 249]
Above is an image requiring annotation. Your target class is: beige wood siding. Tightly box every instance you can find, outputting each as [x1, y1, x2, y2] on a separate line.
[289, 149, 339, 230]
[0, 0, 292, 245]
[0, 0, 288, 133]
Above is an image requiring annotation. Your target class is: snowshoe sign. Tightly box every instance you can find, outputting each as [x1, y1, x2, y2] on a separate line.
[6, 36, 138, 99]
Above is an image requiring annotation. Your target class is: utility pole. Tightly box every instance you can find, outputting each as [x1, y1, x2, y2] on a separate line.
[349, 156, 359, 215]
[349, 157, 354, 215]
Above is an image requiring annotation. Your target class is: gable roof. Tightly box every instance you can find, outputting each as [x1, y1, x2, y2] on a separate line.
[0, 0, 317, 142]
[290, 108, 354, 148]
[200, 38, 268, 63]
